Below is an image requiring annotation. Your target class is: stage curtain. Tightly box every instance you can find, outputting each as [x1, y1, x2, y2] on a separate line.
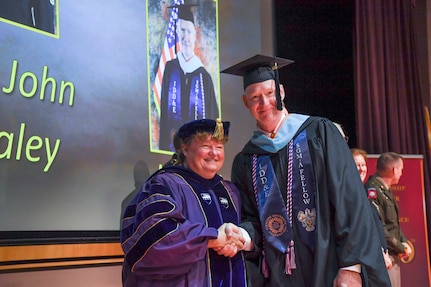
[354, 0, 431, 246]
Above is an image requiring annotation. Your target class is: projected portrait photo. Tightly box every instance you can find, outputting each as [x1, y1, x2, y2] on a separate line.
[147, 0, 220, 153]
[0, 0, 58, 36]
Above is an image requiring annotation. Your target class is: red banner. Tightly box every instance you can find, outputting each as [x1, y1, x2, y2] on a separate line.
[367, 155, 431, 286]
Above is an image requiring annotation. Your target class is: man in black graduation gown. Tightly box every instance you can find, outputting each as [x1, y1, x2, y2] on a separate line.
[222, 55, 391, 287]
[158, 4, 219, 151]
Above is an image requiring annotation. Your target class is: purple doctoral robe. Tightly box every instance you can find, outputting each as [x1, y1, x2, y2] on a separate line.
[121, 166, 246, 287]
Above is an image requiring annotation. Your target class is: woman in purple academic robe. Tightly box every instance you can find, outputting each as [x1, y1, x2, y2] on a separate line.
[121, 119, 247, 287]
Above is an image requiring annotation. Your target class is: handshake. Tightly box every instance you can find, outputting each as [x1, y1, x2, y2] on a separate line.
[207, 223, 252, 258]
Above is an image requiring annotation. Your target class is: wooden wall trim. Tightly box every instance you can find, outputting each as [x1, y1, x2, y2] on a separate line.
[0, 242, 124, 272]
[0, 231, 124, 273]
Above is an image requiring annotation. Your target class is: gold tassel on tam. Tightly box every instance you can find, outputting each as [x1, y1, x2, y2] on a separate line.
[213, 118, 224, 140]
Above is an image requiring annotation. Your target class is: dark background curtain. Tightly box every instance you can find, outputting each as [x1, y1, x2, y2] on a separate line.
[275, 0, 431, 255]
[354, 0, 431, 247]
[275, 0, 356, 143]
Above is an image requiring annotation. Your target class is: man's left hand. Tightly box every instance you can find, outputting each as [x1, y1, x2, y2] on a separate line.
[333, 269, 361, 287]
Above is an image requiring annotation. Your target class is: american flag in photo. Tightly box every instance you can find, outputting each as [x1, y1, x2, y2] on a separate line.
[152, 0, 184, 115]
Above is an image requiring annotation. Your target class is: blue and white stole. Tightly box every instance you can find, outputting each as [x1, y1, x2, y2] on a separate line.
[168, 56, 206, 123]
[167, 69, 205, 122]
[166, 66, 182, 125]
[252, 129, 316, 276]
[188, 72, 205, 120]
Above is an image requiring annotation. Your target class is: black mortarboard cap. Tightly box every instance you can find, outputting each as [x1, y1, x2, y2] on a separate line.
[176, 4, 197, 24]
[221, 54, 294, 110]
[178, 118, 230, 141]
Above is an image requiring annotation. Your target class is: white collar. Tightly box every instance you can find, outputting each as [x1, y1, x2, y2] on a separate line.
[178, 53, 203, 74]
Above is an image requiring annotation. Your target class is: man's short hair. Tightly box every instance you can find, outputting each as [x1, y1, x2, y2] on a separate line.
[377, 152, 402, 173]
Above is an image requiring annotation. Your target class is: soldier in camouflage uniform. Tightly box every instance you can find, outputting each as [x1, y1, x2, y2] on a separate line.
[364, 152, 412, 287]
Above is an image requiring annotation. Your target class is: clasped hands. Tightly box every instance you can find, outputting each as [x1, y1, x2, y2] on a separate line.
[208, 223, 246, 258]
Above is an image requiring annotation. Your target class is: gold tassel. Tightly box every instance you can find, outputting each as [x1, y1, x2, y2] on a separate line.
[213, 118, 224, 140]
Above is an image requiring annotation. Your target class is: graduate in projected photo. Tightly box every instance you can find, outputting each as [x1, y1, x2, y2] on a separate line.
[158, 3, 219, 151]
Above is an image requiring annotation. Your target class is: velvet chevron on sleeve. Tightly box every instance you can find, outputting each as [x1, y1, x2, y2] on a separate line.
[120, 166, 246, 287]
